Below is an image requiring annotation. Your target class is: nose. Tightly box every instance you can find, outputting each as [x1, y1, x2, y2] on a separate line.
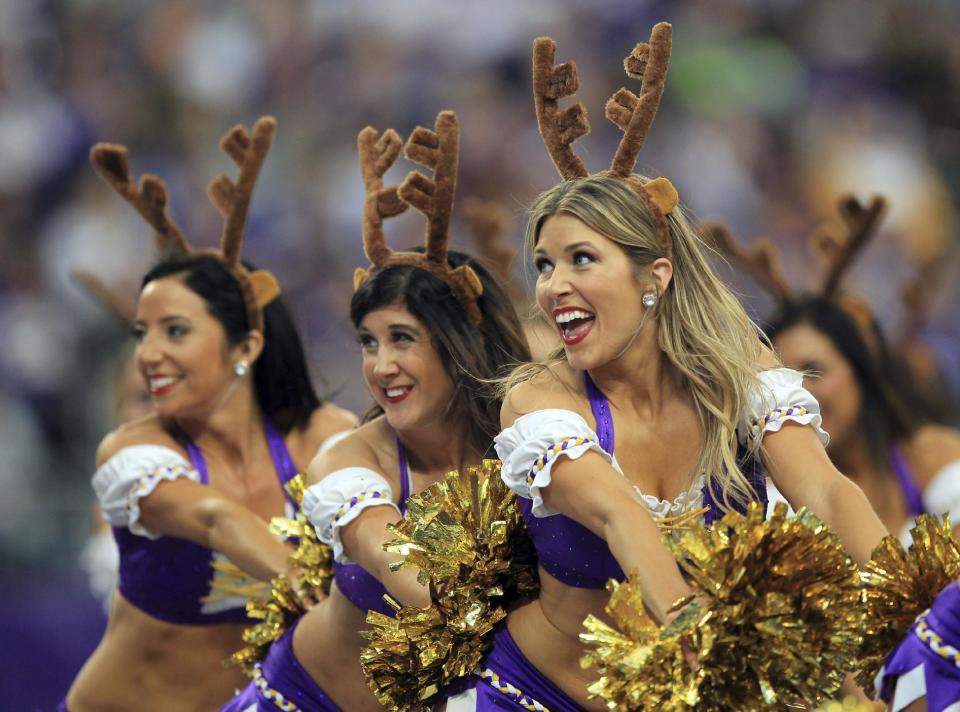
[542, 263, 573, 305]
[373, 344, 399, 380]
[136, 330, 163, 369]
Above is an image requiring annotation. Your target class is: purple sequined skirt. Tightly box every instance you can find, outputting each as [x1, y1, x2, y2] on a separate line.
[466, 624, 586, 711]
[220, 623, 340, 712]
[879, 580, 960, 712]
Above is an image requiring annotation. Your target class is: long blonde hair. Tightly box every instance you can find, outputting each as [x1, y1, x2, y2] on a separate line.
[510, 175, 769, 510]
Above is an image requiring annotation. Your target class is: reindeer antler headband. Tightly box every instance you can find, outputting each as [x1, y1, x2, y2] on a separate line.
[353, 110, 484, 325]
[703, 195, 888, 333]
[89, 116, 281, 333]
[533, 22, 678, 259]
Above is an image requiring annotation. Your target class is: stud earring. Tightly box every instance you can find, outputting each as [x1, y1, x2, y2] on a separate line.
[642, 292, 658, 308]
[234, 360, 249, 377]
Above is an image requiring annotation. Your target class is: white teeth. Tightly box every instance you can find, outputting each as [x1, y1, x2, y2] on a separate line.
[554, 310, 594, 324]
[150, 376, 178, 389]
[386, 387, 410, 398]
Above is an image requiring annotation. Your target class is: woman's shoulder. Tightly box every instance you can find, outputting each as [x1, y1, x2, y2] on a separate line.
[96, 415, 182, 468]
[305, 415, 395, 486]
[308, 402, 359, 440]
[289, 402, 359, 462]
[904, 424, 960, 487]
[502, 361, 588, 426]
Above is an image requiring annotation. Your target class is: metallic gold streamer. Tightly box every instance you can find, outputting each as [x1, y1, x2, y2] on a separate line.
[360, 459, 538, 712]
[581, 502, 865, 710]
[228, 474, 334, 675]
[856, 513, 960, 692]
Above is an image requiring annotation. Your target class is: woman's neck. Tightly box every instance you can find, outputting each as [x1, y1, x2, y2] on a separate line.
[393, 414, 480, 477]
[175, 383, 263, 470]
[589, 326, 680, 418]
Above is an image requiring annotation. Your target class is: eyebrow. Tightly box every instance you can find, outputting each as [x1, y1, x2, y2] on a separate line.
[357, 323, 423, 335]
[134, 315, 191, 326]
[534, 240, 595, 256]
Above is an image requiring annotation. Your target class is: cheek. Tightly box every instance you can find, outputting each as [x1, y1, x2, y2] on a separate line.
[534, 281, 551, 313]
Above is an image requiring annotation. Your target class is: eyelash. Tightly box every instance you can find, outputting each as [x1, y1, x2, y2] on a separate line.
[535, 251, 595, 274]
[358, 332, 414, 350]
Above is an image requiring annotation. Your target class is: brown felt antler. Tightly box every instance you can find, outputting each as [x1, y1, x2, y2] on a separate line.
[206, 117, 281, 329]
[399, 111, 460, 266]
[72, 270, 136, 325]
[809, 195, 886, 298]
[532, 37, 590, 180]
[356, 125, 408, 272]
[606, 23, 672, 179]
[701, 222, 791, 301]
[89, 144, 189, 253]
[353, 111, 484, 325]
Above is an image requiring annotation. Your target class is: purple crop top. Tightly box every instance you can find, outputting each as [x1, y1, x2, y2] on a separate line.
[332, 438, 412, 616]
[519, 373, 768, 589]
[113, 420, 299, 625]
[890, 446, 925, 517]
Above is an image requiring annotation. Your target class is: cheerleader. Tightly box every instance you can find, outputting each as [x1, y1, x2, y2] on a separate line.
[219, 111, 530, 711]
[64, 117, 355, 711]
[449, 24, 888, 710]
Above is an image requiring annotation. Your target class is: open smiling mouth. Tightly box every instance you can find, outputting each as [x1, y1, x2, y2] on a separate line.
[148, 375, 182, 396]
[554, 309, 595, 345]
[383, 386, 413, 404]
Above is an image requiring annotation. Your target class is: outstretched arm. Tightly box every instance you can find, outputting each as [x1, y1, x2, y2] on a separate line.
[94, 433, 290, 582]
[138, 480, 290, 580]
[539, 452, 692, 623]
[762, 423, 887, 565]
[305, 437, 431, 609]
[499, 376, 691, 625]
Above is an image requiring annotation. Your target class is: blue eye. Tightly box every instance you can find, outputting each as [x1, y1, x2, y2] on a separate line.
[572, 251, 594, 266]
[534, 258, 554, 275]
[167, 324, 189, 338]
[391, 331, 415, 344]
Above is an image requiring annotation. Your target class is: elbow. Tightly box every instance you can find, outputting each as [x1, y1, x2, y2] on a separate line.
[194, 496, 231, 544]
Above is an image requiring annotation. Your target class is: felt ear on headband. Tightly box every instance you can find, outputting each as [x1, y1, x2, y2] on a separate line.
[643, 177, 678, 215]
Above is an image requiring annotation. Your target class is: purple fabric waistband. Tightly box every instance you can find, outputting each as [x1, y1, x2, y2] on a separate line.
[474, 625, 586, 711]
[219, 622, 341, 712]
[879, 581, 960, 712]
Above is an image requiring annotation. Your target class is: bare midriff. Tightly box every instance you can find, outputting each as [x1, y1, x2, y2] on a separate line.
[66, 594, 247, 712]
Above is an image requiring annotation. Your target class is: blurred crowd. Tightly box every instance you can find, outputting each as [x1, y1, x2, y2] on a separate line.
[0, 0, 958, 697]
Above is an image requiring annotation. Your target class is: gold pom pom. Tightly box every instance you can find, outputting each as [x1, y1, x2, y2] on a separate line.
[581, 502, 865, 710]
[360, 460, 538, 711]
[229, 474, 334, 675]
[856, 513, 960, 692]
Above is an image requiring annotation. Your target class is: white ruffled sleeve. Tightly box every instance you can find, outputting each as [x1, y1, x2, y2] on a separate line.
[739, 368, 829, 447]
[92, 445, 198, 540]
[923, 461, 960, 524]
[301, 468, 400, 563]
[494, 408, 613, 518]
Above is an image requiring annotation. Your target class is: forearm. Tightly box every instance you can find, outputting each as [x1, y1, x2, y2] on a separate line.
[379, 558, 431, 609]
[603, 500, 691, 624]
[808, 476, 888, 566]
[206, 499, 290, 581]
[344, 509, 431, 608]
